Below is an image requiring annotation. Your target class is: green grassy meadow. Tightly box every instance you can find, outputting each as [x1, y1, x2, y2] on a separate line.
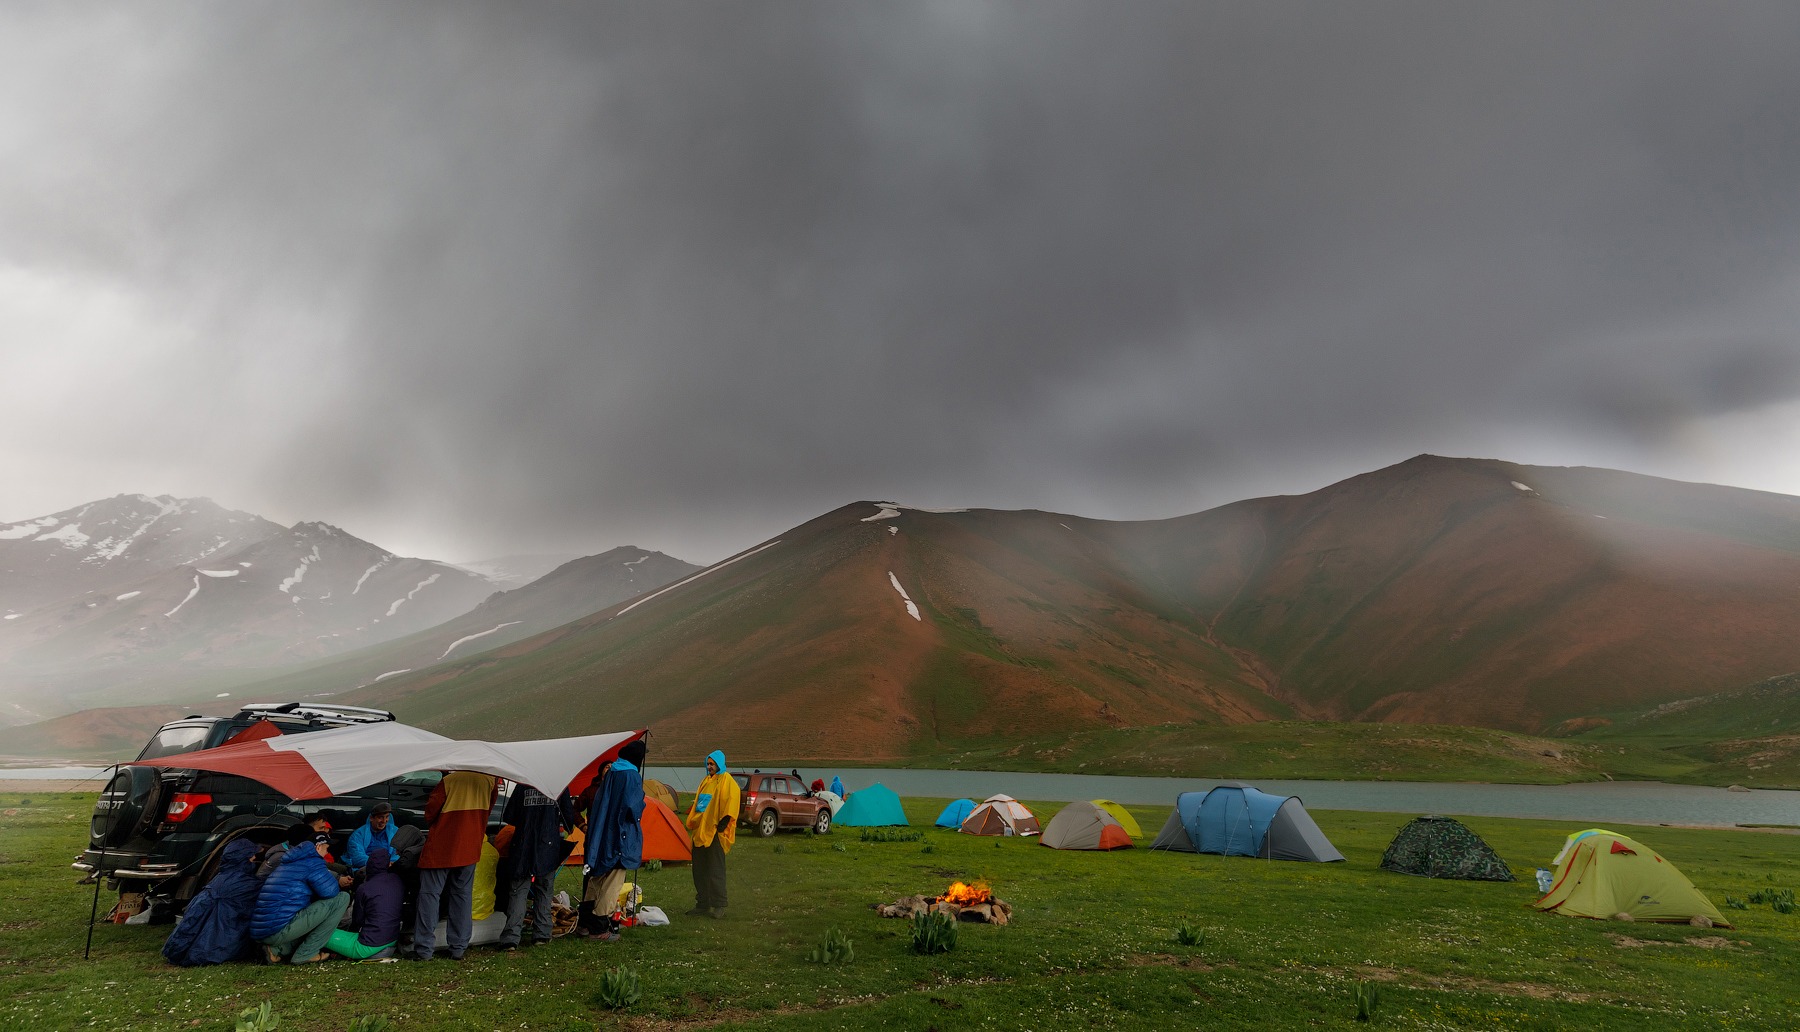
[4, 792, 1800, 1030]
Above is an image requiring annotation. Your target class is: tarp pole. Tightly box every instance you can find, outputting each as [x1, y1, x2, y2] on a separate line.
[84, 763, 120, 960]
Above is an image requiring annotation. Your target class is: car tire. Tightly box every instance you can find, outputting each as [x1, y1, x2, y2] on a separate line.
[95, 766, 164, 847]
[757, 809, 779, 837]
[812, 807, 831, 835]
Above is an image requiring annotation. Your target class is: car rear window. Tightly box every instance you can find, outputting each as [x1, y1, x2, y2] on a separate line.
[136, 725, 211, 760]
[732, 774, 749, 791]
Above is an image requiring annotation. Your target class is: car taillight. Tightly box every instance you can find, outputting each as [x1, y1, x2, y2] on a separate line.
[746, 794, 758, 808]
[164, 792, 212, 823]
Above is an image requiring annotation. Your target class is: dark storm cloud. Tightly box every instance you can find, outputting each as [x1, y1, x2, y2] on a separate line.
[5, 2, 1800, 562]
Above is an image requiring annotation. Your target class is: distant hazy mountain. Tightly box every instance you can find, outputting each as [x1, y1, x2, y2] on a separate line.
[341, 457, 1800, 762]
[0, 494, 286, 615]
[0, 496, 495, 720]
[219, 546, 703, 702]
[450, 554, 584, 591]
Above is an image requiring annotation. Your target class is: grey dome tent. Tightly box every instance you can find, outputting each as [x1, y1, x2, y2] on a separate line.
[1379, 816, 1513, 881]
[1149, 783, 1344, 862]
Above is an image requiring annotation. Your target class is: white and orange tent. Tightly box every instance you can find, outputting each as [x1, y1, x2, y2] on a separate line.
[960, 794, 1040, 837]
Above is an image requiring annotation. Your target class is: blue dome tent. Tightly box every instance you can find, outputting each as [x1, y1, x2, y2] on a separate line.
[1149, 782, 1343, 862]
[833, 783, 909, 827]
[935, 798, 975, 829]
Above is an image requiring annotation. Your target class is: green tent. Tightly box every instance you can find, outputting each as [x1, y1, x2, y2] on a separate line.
[1380, 816, 1513, 881]
[833, 783, 908, 826]
[1535, 829, 1728, 926]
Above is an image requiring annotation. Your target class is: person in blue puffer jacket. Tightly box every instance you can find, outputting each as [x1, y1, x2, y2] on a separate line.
[250, 833, 352, 964]
[162, 838, 265, 966]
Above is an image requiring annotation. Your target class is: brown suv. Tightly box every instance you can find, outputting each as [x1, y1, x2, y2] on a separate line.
[732, 772, 832, 836]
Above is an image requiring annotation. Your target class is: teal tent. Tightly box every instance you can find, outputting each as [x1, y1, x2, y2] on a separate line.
[834, 783, 908, 826]
[935, 799, 975, 828]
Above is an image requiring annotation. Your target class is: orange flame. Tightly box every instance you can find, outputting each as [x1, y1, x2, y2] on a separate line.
[939, 880, 993, 906]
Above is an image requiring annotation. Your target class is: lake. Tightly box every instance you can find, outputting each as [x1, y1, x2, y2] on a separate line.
[11, 764, 1794, 828]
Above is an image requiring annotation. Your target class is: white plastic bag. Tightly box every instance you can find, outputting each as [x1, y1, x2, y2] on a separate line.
[635, 905, 669, 926]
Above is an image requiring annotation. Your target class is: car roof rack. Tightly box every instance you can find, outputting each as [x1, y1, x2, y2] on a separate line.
[235, 702, 396, 724]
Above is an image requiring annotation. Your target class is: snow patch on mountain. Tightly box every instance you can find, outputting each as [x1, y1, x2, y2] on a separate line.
[617, 540, 782, 617]
[623, 555, 649, 567]
[352, 557, 392, 595]
[862, 504, 902, 522]
[278, 546, 321, 593]
[35, 523, 90, 548]
[198, 569, 240, 578]
[440, 621, 523, 660]
[887, 572, 922, 621]
[165, 575, 201, 618]
[116, 591, 141, 601]
[373, 669, 412, 682]
[386, 573, 441, 617]
[0, 516, 59, 540]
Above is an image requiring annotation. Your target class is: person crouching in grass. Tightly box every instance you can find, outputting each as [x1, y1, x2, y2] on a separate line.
[250, 832, 352, 964]
[324, 846, 402, 960]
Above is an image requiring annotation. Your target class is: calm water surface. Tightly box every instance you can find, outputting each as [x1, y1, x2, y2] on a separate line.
[11, 764, 1794, 828]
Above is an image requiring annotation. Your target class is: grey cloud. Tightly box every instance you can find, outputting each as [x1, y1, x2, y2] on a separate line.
[4, 2, 1800, 562]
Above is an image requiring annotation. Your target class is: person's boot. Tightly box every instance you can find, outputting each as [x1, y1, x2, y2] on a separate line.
[685, 902, 709, 917]
[576, 900, 603, 937]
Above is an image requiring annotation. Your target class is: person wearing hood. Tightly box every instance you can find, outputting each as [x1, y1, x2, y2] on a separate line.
[342, 802, 396, 875]
[830, 775, 844, 797]
[684, 749, 739, 919]
[410, 769, 499, 961]
[498, 781, 577, 948]
[162, 838, 265, 967]
[581, 740, 646, 939]
[325, 846, 403, 960]
[250, 833, 352, 964]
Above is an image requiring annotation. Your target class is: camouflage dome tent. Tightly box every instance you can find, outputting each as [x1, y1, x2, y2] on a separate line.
[1380, 816, 1514, 881]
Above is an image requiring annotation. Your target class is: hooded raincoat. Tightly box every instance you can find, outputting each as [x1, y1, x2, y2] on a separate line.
[162, 838, 264, 967]
[686, 750, 740, 852]
[586, 757, 645, 871]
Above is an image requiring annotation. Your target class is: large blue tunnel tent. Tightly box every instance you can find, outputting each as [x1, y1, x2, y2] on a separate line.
[1149, 782, 1344, 862]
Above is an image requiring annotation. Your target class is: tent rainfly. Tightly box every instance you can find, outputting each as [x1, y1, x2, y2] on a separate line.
[1535, 829, 1729, 926]
[1149, 783, 1343, 862]
[1090, 799, 1143, 838]
[1040, 800, 1133, 851]
[935, 799, 976, 829]
[960, 795, 1041, 837]
[833, 783, 908, 826]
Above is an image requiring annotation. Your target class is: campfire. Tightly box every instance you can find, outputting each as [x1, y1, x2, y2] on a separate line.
[876, 880, 1013, 925]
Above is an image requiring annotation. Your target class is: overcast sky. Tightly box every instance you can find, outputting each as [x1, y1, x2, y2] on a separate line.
[4, 2, 1800, 565]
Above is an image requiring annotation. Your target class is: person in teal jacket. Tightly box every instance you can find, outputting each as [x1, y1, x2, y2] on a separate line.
[342, 802, 395, 875]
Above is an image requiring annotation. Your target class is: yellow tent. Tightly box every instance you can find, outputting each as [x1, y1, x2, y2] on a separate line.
[1534, 830, 1728, 926]
[1090, 799, 1144, 838]
[644, 778, 678, 812]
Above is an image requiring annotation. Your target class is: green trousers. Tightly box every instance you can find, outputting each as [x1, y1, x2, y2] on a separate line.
[325, 929, 395, 960]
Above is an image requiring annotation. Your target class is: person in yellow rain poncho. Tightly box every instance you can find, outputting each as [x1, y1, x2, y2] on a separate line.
[685, 750, 739, 918]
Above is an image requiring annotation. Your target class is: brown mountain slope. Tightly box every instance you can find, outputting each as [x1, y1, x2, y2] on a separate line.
[344, 504, 1285, 759]
[343, 457, 1800, 759]
[1102, 455, 1800, 729]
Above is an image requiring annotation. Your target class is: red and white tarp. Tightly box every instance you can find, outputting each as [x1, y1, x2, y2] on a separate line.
[135, 720, 643, 801]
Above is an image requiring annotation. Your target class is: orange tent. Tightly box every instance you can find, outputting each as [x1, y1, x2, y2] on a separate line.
[563, 796, 693, 865]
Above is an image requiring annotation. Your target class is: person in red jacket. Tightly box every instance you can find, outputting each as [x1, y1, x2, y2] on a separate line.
[408, 769, 497, 961]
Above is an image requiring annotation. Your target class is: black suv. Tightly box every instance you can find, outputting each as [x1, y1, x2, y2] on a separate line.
[74, 703, 447, 917]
